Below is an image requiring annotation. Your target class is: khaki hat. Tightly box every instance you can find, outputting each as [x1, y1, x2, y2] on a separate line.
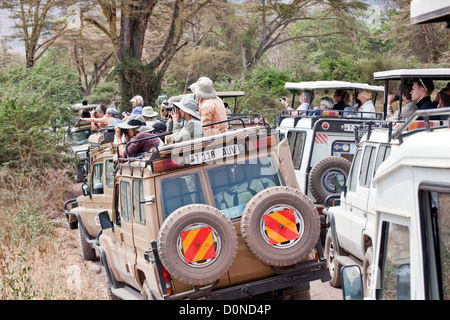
[189, 77, 217, 99]
[142, 106, 159, 118]
[173, 97, 201, 120]
[118, 114, 152, 132]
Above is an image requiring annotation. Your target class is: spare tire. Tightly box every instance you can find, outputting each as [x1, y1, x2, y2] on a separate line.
[241, 186, 320, 266]
[157, 204, 238, 286]
[308, 156, 351, 204]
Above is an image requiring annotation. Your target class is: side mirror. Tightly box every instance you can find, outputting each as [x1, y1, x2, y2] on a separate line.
[81, 183, 91, 198]
[333, 173, 346, 193]
[341, 265, 364, 300]
[98, 211, 113, 231]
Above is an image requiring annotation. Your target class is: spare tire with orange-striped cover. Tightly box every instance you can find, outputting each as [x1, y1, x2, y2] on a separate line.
[241, 186, 320, 266]
[157, 204, 238, 285]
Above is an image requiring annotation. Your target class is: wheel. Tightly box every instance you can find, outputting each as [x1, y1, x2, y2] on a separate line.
[79, 227, 97, 261]
[157, 204, 238, 286]
[362, 246, 373, 297]
[241, 186, 320, 267]
[325, 228, 342, 288]
[309, 156, 351, 204]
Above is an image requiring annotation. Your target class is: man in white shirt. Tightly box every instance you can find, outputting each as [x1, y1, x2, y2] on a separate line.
[287, 90, 314, 115]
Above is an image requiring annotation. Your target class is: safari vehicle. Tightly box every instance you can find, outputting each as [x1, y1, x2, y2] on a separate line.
[64, 128, 116, 261]
[68, 121, 92, 182]
[324, 68, 450, 293]
[95, 125, 330, 300]
[275, 81, 384, 235]
[340, 107, 450, 300]
[323, 125, 401, 292]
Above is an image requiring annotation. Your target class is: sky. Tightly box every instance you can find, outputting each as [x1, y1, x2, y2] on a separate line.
[0, 9, 24, 55]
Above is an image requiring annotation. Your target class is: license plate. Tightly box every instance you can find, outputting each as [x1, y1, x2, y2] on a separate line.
[187, 143, 243, 165]
[343, 124, 358, 132]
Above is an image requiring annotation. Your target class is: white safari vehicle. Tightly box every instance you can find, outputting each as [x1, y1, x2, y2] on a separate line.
[341, 107, 450, 300]
[275, 81, 384, 235]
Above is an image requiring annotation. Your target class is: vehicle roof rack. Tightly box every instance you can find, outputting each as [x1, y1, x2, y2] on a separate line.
[391, 107, 450, 143]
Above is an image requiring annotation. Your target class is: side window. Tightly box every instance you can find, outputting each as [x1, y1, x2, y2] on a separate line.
[160, 172, 206, 219]
[92, 163, 104, 194]
[133, 179, 145, 224]
[348, 149, 362, 192]
[373, 145, 391, 177]
[105, 159, 115, 188]
[287, 131, 306, 170]
[378, 221, 410, 300]
[420, 189, 450, 299]
[120, 180, 132, 222]
[359, 146, 376, 187]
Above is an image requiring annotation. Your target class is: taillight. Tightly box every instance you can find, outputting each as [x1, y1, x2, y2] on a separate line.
[161, 266, 173, 296]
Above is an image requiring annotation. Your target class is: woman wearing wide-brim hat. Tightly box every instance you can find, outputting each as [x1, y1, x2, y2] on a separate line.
[189, 77, 227, 137]
[169, 97, 204, 143]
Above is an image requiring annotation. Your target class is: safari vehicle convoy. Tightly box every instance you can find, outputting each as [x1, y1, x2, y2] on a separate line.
[340, 107, 450, 300]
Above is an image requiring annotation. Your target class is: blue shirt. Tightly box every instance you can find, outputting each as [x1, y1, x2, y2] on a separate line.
[130, 105, 143, 115]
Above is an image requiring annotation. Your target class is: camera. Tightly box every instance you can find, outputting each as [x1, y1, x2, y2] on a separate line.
[394, 94, 400, 101]
[279, 97, 286, 102]
[165, 105, 175, 111]
[120, 128, 129, 135]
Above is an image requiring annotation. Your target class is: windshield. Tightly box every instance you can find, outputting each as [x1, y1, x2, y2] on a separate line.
[70, 128, 91, 146]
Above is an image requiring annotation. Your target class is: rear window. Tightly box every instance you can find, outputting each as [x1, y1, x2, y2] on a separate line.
[160, 172, 206, 219]
[205, 156, 283, 219]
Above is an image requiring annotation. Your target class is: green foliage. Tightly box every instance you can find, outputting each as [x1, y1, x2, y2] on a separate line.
[240, 67, 296, 120]
[85, 81, 118, 104]
[116, 53, 160, 113]
[0, 52, 81, 170]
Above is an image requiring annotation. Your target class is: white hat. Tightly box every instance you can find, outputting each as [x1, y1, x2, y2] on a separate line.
[142, 106, 159, 118]
[173, 97, 201, 120]
[189, 77, 217, 99]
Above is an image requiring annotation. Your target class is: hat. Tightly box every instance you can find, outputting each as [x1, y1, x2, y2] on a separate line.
[142, 106, 159, 118]
[106, 108, 118, 116]
[118, 114, 152, 132]
[95, 105, 104, 113]
[173, 97, 201, 120]
[189, 77, 217, 99]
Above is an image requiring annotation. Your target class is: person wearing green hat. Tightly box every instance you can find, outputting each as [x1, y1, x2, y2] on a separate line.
[168, 97, 203, 143]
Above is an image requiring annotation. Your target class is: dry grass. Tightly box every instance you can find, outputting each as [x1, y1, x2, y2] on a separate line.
[0, 167, 109, 300]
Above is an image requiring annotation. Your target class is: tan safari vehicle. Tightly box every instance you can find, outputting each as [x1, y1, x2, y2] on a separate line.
[95, 125, 330, 300]
[64, 128, 116, 261]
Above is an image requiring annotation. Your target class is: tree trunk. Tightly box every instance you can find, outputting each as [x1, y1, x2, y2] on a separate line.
[117, 0, 159, 111]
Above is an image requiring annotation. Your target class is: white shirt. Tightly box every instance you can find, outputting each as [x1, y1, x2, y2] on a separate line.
[358, 100, 376, 118]
[296, 103, 312, 113]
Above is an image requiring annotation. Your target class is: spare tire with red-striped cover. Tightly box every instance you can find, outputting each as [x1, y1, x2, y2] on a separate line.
[157, 204, 238, 285]
[241, 186, 320, 266]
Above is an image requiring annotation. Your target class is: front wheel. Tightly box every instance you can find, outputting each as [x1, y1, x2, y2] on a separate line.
[325, 228, 342, 288]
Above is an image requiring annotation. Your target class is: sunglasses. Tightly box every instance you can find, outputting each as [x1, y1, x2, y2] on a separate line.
[418, 78, 428, 92]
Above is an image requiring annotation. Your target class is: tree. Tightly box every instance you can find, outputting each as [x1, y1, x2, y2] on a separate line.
[81, 0, 213, 111]
[0, 0, 73, 68]
[236, 0, 367, 70]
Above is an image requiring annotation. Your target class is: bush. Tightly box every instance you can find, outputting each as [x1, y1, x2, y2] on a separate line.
[0, 53, 81, 170]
